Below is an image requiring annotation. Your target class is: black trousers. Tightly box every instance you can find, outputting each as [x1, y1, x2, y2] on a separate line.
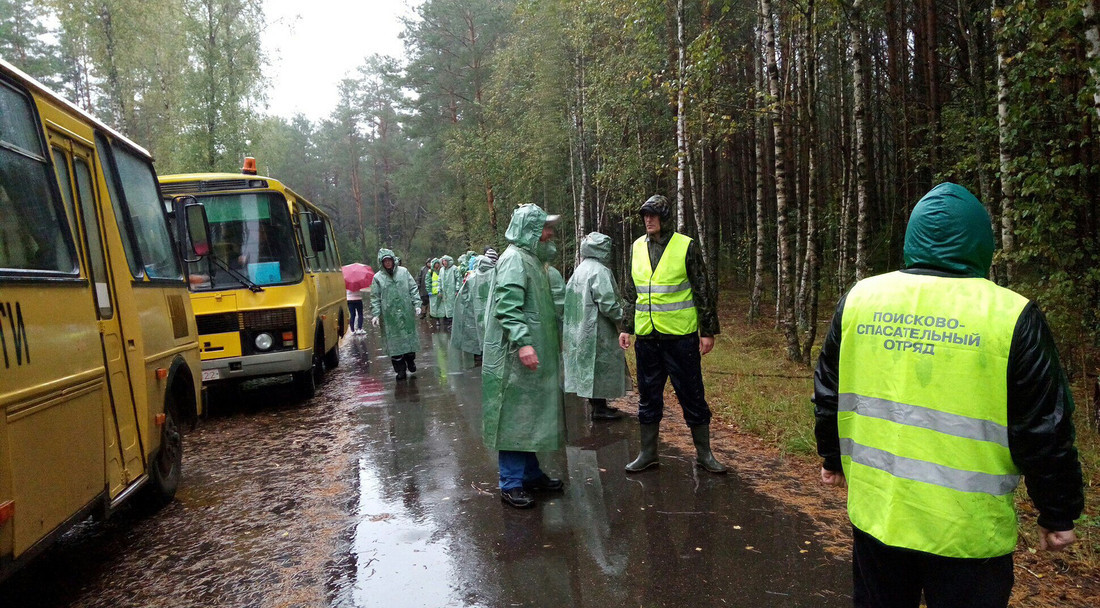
[852, 526, 1013, 608]
[390, 352, 416, 374]
[347, 300, 364, 330]
[635, 334, 711, 427]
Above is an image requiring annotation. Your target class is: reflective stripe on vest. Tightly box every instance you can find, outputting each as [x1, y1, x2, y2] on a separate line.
[838, 271, 1029, 558]
[431, 272, 440, 295]
[631, 232, 697, 335]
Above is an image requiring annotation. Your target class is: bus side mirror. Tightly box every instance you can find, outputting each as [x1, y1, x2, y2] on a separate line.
[309, 219, 327, 253]
[184, 201, 212, 259]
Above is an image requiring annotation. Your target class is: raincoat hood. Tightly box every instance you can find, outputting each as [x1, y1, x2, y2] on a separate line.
[441, 255, 454, 266]
[505, 204, 549, 252]
[431, 258, 440, 268]
[579, 232, 612, 262]
[377, 248, 396, 265]
[903, 183, 994, 278]
[476, 254, 496, 271]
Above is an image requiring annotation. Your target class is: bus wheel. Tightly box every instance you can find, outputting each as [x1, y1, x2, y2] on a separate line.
[293, 369, 316, 399]
[312, 329, 326, 386]
[324, 342, 340, 370]
[146, 391, 183, 506]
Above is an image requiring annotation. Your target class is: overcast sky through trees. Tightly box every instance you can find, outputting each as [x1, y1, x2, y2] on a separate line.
[262, 0, 416, 120]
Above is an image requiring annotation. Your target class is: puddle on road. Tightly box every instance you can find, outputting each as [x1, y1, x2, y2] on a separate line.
[337, 324, 851, 608]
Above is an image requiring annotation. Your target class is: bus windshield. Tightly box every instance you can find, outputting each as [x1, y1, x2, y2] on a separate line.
[188, 192, 304, 291]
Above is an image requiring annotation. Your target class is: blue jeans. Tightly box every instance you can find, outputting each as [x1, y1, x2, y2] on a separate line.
[498, 451, 544, 490]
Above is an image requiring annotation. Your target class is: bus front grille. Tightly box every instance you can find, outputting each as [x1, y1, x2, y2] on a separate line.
[242, 308, 296, 330]
[196, 312, 240, 335]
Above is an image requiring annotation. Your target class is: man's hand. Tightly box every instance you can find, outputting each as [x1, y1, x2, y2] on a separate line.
[700, 336, 715, 355]
[1038, 527, 1077, 552]
[415, 307, 422, 317]
[371, 317, 380, 328]
[820, 467, 846, 487]
[619, 333, 632, 350]
[518, 345, 539, 370]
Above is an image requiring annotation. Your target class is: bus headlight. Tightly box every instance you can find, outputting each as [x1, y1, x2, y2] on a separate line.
[254, 332, 274, 351]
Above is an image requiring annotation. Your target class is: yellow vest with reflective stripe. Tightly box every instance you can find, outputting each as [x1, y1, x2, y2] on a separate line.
[838, 271, 1029, 558]
[631, 232, 697, 336]
[431, 271, 440, 295]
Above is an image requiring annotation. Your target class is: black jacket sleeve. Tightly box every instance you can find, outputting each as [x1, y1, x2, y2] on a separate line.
[686, 240, 720, 337]
[1006, 303, 1084, 531]
[813, 293, 847, 473]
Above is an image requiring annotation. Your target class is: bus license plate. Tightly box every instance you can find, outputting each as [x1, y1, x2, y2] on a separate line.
[202, 369, 221, 381]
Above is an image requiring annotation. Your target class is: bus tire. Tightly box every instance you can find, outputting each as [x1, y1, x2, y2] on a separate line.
[293, 369, 316, 399]
[324, 342, 340, 370]
[145, 389, 183, 507]
[312, 325, 326, 386]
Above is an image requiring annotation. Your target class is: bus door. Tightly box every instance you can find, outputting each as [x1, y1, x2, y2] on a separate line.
[50, 133, 146, 495]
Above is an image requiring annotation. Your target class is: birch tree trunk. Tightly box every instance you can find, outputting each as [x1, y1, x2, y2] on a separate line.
[850, 0, 872, 281]
[761, 0, 801, 361]
[675, 0, 688, 232]
[994, 0, 1015, 284]
[799, 0, 821, 363]
[750, 37, 766, 322]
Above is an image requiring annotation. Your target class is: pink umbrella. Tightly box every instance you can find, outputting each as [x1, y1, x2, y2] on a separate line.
[342, 263, 374, 291]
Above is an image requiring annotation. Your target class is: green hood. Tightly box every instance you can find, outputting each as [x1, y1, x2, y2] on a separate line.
[377, 248, 396, 265]
[441, 255, 454, 266]
[903, 183, 994, 278]
[505, 204, 548, 251]
[579, 232, 612, 263]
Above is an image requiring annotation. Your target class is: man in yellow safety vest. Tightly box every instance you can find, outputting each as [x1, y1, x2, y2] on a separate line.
[619, 194, 725, 474]
[814, 183, 1083, 607]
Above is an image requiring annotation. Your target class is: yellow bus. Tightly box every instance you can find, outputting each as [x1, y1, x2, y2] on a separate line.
[159, 165, 346, 398]
[0, 60, 204, 580]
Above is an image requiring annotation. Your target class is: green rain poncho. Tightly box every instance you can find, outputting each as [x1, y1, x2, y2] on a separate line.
[439, 255, 458, 318]
[563, 232, 629, 399]
[450, 255, 496, 356]
[370, 248, 420, 356]
[429, 258, 445, 319]
[482, 204, 564, 452]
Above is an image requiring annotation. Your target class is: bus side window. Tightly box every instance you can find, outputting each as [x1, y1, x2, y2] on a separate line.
[111, 144, 182, 281]
[51, 149, 81, 264]
[0, 81, 77, 274]
[73, 158, 113, 318]
[325, 226, 338, 267]
[96, 133, 144, 278]
[319, 219, 334, 270]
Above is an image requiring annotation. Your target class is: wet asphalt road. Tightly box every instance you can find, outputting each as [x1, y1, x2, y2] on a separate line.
[0, 322, 850, 607]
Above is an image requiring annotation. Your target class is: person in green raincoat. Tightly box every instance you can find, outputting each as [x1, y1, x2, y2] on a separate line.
[482, 204, 565, 509]
[563, 232, 628, 421]
[450, 254, 496, 358]
[370, 248, 421, 380]
[429, 258, 444, 327]
[439, 254, 457, 330]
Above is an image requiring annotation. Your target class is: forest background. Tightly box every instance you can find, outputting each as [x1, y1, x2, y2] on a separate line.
[3, 0, 1100, 587]
[4, 0, 1100, 476]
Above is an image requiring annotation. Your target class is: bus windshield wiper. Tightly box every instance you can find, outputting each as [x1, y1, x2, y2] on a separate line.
[208, 254, 265, 293]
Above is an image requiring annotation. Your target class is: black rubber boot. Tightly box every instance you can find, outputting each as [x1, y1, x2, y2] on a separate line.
[392, 356, 407, 380]
[691, 425, 728, 474]
[625, 423, 660, 473]
[590, 398, 623, 421]
[405, 353, 417, 373]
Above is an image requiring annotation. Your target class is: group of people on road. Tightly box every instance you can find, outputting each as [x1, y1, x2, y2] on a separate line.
[481, 197, 728, 508]
[353, 182, 1084, 608]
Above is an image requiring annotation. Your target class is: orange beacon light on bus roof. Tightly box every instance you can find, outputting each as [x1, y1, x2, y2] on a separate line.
[242, 156, 257, 175]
